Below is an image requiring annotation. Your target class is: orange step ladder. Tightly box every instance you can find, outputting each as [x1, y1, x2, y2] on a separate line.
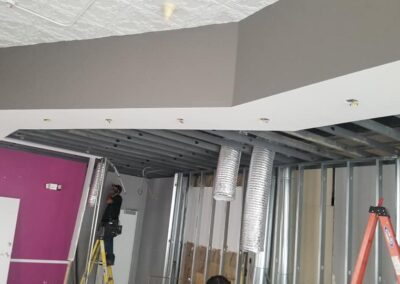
[351, 198, 400, 284]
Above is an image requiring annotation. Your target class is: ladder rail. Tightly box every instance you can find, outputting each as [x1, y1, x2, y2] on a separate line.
[351, 199, 400, 284]
[379, 216, 400, 282]
[80, 239, 115, 284]
[351, 211, 379, 284]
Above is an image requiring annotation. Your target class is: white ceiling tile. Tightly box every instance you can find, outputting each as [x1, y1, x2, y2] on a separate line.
[0, 0, 278, 47]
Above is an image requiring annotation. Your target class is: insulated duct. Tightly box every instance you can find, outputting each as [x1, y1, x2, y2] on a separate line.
[241, 146, 275, 252]
[88, 159, 108, 207]
[213, 142, 242, 201]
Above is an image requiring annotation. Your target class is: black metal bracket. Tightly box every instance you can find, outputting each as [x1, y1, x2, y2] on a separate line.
[369, 206, 390, 216]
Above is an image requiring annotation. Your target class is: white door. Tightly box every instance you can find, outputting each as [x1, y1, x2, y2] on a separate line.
[0, 197, 20, 284]
[113, 209, 137, 284]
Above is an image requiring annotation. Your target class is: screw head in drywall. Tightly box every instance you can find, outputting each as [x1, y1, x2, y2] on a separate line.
[259, 117, 270, 123]
[346, 99, 359, 107]
[43, 118, 51, 122]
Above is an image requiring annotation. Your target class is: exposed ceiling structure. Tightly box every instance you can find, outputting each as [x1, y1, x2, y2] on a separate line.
[0, 0, 278, 47]
[4, 115, 400, 178]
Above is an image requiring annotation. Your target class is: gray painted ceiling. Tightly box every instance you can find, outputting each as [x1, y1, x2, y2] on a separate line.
[5, 115, 400, 178]
[0, 0, 277, 47]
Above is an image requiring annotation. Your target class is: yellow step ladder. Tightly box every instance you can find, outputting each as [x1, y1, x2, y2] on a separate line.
[80, 238, 114, 284]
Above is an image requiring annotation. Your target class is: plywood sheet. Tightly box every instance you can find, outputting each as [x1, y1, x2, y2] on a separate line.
[222, 251, 237, 282]
[179, 242, 194, 284]
[207, 249, 221, 279]
[194, 246, 207, 275]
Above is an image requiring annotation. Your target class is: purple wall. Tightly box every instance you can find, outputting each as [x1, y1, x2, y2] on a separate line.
[7, 263, 67, 283]
[0, 147, 88, 283]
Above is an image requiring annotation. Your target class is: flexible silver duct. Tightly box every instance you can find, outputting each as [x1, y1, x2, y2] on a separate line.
[213, 142, 242, 201]
[241, 145, 275, 252]
[88, 159, 108, 207]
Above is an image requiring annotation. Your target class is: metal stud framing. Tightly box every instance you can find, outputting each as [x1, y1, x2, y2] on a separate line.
[397, 158, 400, 243]
[8, 116, 400, 178]
[270, 171, 281, 284]
[354, 120, 400, 141]
[284, 130, 368, 158]
[6, 117, 400, 284]
[293, 166, 304, 284]
[375, 160, 383, 284]
[209, 130, 319, 161]
[317, 165, 328, 284]
[280, 167, 291, 283]
[112, 129, 218, 157]
[263, 173, 277, 283]
[190, 172, 205, 283]
[344, 162, 353, 284]
[249, 131, 344, 160]
[319, 126, 397, 155]
[203, 193, 216, 283]
[16, 130, 198, 171]
[219, 201, 231, 275]
[235, 169, 247, 284]
[162, 173, 187, 284]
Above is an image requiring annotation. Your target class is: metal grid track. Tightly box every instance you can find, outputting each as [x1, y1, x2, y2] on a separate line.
[5, 115, 400, 178]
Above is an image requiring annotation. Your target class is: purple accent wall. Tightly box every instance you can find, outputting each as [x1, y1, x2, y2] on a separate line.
[0, 147, 88, 283]
[7, 263, 67, 284]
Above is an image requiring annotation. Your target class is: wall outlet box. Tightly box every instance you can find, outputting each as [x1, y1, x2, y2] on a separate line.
[45, 183, 62, 191]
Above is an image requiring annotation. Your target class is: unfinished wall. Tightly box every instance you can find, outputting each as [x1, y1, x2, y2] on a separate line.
[297, 168, 333, 284]
[180, 186, 243, 283]
[103, 173, 148, 284]
[68, 171, 149, 284]
[299, 169, 320, 283]
[135, 177, 175, 284]
[333, 165, 397, 284]
[0, 147, 87, 284]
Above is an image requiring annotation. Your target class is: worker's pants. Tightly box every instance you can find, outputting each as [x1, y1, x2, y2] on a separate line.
[104, 236, 115, 266]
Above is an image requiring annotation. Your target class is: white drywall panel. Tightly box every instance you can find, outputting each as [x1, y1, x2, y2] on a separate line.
[0, 197, 20, 284]
[199, 187, 213, 247]
[113, 210, 137, 284]
[227, 187, 243, 252]
[182, 187, 200, 243]
[212, 201, 228, 250]
[135, 177, 174, 284]
[352, 166, 377, 283]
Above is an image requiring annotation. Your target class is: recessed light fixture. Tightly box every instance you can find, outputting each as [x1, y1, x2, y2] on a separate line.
[164, 2, 176, 20]
[259, 117, 270, 123]
[346, 99, 359, 107]
[43, 118, 51, 122]
[177, 118, 184, 124]
[105, 118, 113, 124]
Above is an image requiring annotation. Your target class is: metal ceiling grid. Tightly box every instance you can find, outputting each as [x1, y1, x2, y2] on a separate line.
[6, 115, 400, 178]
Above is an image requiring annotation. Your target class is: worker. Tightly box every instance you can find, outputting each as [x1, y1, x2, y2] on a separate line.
[101, 184, 123, 266]
[206, 275, 230, 284]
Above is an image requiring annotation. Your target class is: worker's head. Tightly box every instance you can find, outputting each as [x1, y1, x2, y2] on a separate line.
[206, 276, 230, 284]
[111, 184, 122, 195]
